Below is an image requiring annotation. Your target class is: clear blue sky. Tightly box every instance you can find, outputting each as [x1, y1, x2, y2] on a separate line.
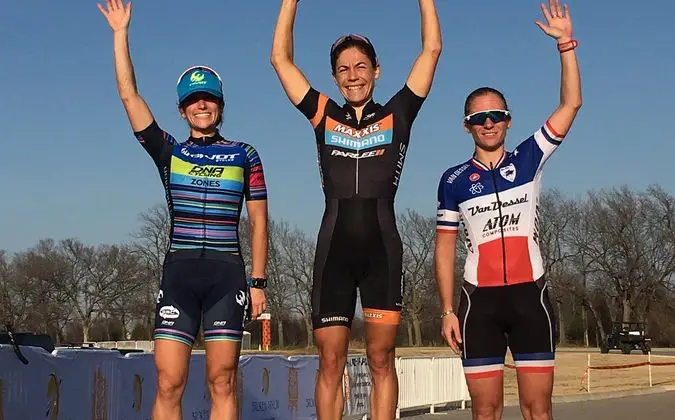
[1, 0, 673, 253]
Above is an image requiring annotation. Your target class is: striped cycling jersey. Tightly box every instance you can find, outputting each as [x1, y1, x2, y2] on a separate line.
[134, 121, 267, 256]
[436, 121, 563, 287]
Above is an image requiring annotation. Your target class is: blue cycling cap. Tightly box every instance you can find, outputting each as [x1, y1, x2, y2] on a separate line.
[176, 65, 223, 104]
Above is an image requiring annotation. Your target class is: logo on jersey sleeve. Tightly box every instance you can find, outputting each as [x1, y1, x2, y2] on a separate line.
[469, 183, 484, 195]
[446, 164, 470, 184]
[500, 163, 516, 182]
[325, 114, 393, 151]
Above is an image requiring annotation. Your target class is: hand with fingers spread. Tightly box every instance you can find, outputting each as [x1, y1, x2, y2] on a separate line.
[441, 311, 462, 355]
[97, 0, 132, 33]
[249, 288, 267, 321]
[536, 0, 573, 43]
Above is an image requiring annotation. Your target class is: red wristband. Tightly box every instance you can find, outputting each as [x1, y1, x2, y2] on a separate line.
[557, 39, 578, 53]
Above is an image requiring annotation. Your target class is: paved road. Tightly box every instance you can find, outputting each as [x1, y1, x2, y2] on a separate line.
[406, 391, 675, 420]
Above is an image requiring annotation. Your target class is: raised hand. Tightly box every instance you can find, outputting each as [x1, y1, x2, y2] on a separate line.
[535, 0, 573, 43]
[97, 0, 132, 32]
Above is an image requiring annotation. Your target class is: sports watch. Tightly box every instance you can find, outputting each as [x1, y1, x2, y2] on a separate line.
[247, 277, 267, 289]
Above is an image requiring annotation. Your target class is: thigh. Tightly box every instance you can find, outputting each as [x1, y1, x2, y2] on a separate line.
[202, 259, 249, 343]
[507, 279, 556, 377]
[458, 285, 508, 380]
[312, 210, 358, 330]
[365, 322, 397, 360]
[359, 206, 402, 326]
[154, 260, 202, 347]
[154, 339, 192, 388]
[204, 340, 241, 381]
[459, 285, 508, 412]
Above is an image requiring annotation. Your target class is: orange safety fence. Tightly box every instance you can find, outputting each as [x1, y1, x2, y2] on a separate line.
[579, 354, 675, 391]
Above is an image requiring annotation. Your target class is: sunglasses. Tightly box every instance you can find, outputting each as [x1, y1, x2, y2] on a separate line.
[330, 33, 375, 56]
[464, 109, 511, 126]
[176, 65, 223, 85]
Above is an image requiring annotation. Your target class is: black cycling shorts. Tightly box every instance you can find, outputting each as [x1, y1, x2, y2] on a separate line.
[458, 278, 557, 379]
[153, 251, 250, 346]
[311, 198, 403, 329]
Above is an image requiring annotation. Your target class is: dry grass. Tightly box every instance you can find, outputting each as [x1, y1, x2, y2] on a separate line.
[535, 353, 675, 397]
[242, 346, 675, 397]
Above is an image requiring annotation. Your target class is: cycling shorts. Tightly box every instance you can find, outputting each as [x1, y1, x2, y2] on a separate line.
[311, 198, 403, 329]
[458, 278, 557, 379]
[154, 251, 250, 346]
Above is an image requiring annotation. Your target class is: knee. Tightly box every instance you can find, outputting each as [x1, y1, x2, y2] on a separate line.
[156, 370, 187, 402]
[520, 398, 551, 420]
[318, 347, 347, 382]
[366, 346, 395, 378]
[208, 368, 237, 398]
[473, 399, 502, 419]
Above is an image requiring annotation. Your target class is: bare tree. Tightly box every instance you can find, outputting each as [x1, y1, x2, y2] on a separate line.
[241, 216, 314, 347]
[567, 200, 608, 346]
[635, 186, 675, 325]
[537, 189, 577, 345]
[60, 239, 144, 342]
[131, 204, 170, 332]
[265, 220, 298, 348]
[573, 186, 675, 337]
[0, 250, 14, 327]
[8, 240, 74, 342]
[279, 227, 316, 347]
[399, 209, 436, 346]
[131, 204, 170, 286]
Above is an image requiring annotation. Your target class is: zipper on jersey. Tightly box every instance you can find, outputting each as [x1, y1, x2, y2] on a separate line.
[355, 155, 359, 194]
[202, 166, 207, 257]
[489, 162, 507, 285]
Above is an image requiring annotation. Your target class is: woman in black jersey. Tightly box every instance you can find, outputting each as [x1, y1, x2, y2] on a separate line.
[270, 1, 442, 418]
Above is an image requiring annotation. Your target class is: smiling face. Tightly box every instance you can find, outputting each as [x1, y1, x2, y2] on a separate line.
[332, 46, 380, 107]
[464, 92, 512, 152]
[179, 92, 223, 136]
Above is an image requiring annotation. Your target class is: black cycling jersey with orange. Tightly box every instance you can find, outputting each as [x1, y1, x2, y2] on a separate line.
[296, 84, 425, 329]
[296, 84, 424, 199]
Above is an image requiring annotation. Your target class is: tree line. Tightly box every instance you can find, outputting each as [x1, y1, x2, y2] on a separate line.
[1, 185, 674, 348]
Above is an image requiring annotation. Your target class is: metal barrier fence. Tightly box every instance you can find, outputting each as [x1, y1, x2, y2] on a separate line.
[0, 344, 468, 419]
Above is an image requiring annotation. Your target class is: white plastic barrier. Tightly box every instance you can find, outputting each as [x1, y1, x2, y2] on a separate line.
[396, 357, 469, 416]
[0, 345, 468, 419]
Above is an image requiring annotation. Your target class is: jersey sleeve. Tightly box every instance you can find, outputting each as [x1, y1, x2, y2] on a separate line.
[387, 83, 426, 125]
[133, 120, 176, 168]
[516, 121, 565, 173]
[295, 87, 331, 129]
[243, 144, 268, 201]
[436, 173, 460, 234]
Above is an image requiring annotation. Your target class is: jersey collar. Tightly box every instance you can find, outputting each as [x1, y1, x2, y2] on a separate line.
[342, 98, 381, 123]
[471, 151, 506, 171]
[188, 131, 225, 146]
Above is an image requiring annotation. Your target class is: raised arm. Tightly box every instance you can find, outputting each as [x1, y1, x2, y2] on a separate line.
[536, 0, 582, 137]
[270, 0, 311, 106]
[405, 0, 442, 98]
[98, 0, 154, 132]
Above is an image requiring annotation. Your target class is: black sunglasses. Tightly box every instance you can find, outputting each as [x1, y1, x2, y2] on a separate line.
[464, 109, 511, 126]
